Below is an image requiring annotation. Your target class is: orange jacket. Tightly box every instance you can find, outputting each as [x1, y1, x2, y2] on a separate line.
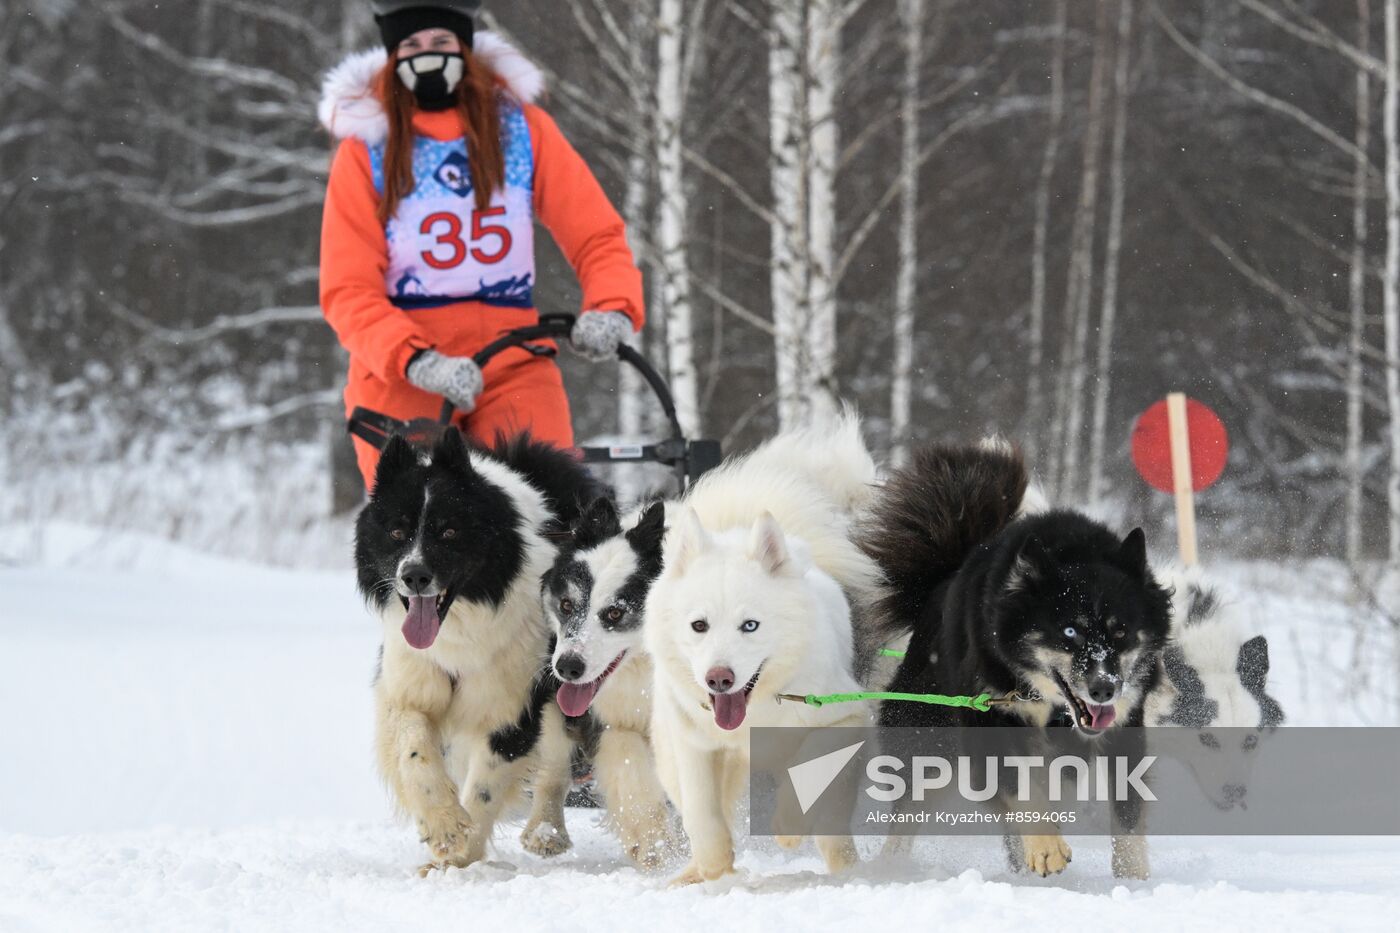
[318, 39, 644, 386]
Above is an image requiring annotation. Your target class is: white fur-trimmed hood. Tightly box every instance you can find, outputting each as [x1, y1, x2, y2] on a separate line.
[318, 32, 545, 145]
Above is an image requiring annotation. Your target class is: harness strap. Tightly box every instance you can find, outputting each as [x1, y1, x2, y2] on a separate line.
[777, 690, 1027, 713]
[347, 407, 399, 451]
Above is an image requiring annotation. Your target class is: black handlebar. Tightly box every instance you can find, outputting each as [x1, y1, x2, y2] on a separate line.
[469, 312, 576, 368]
[436, 313, 684, 443]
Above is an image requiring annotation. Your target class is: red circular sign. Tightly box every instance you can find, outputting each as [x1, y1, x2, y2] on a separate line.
[1131, 398, 1229, 494]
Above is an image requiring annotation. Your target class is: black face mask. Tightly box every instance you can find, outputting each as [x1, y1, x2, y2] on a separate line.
[395, 52, 466, 111]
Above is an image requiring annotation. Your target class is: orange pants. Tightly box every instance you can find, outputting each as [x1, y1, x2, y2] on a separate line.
[350, 345, 574, 489]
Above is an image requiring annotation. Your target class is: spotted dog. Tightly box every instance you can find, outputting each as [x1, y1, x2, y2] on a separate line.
[1147, 566, 1284, 809]
[355, 428, 603, 871]
[541, 498, 679, 867]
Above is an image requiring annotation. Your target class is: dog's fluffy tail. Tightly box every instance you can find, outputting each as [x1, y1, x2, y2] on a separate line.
[679, 405, 883, 607]
[732, 405, 877, 514]
[856, 441, 1029, 644]
[982, 435, 1049, 517]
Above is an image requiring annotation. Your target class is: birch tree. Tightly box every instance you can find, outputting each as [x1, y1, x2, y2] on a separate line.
[656, 0, 700, 435]
[1087, 0, 1135, 507]
[1048, 0, 1111, 501]
[0, 8, 39, 403]
[891, 0, 925, 466]
[1348, 0, 1374, 565]
[1385, 0, 1400, 562]
[768, 0, 846, 428]
[769, 0, 811, 428]
[805, 0, 842, 424]
[1026, 0, 1069, 467]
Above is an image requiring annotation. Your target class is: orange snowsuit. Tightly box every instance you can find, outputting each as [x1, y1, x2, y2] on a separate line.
[318, 43, 644, 488]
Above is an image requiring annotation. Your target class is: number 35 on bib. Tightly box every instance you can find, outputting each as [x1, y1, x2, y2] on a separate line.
[370, 111, 539, 310]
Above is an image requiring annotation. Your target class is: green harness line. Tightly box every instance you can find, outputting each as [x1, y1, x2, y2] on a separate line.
[778, 690, 1007, 712]
[775, 648, 1026, 712]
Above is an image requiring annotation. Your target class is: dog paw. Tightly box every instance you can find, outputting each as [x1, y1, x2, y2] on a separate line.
[1111, 836, 1150, 880]
[419, 808, 473, 863]
[417, 855, 476, 877]
[520, 821, 572, 858]
[613, 805, 682, 870]
[1023, 834, 1072, 877]
[669, 862, 706, 888]
[623, 826, 679, 871]
[817, 836, 860, 874]
[668, 857, 734, 887]
[626, 840, 668, 871]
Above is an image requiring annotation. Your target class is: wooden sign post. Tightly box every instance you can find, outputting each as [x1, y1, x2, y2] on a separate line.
[1131, 395, 1229, 566]
[1165, 392, 1199, 566]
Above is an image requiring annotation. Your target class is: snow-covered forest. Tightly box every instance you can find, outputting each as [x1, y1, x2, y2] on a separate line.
[5, 0, 1400, 565]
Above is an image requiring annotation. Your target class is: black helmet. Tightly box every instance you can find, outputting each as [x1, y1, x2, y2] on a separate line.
[372, 1, 482, 52]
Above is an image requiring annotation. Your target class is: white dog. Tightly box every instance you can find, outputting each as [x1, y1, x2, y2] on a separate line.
[644, 412, 884, 885]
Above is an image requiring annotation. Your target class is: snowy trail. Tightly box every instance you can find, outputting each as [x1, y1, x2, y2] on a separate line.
[0, 525, 383, 836]
[2, 826, 1396, 933]
[1, 525, 1397, 931]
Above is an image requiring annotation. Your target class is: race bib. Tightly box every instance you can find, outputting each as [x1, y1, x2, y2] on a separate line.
[370, 103, 536, 309]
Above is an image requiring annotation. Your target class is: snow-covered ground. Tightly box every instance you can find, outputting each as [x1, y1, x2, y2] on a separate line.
[1, 524, 1397, 931]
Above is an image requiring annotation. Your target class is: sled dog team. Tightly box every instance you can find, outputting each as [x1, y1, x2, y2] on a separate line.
[354, 412, 1282, 884]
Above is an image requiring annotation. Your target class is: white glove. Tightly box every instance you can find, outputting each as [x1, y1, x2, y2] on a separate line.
[406, 350, 484, 413]
[568, 310, 633, 362]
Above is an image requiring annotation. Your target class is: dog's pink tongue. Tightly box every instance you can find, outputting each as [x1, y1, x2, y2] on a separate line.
[402, 596, 441, 650]
[556, 681, 601, 717]
[711, 692, 749, 731]
[1087, 704, 1117, 730]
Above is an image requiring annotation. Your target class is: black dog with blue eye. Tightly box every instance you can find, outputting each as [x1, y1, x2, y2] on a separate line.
[859, 443, 1171, 735]
[856, 442, 1173, 877]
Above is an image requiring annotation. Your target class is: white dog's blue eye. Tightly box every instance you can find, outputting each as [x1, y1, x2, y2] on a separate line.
[1063, 626, 1078, 639]
[741, 619, 760, 633]
[691, 620, 709, 633]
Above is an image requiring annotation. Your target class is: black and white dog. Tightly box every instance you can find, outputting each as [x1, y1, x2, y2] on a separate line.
[540, 497, 678, 867]
[355, 427, 603, 871]
[1146, 566, 1284, 809]
[858, 441, 1172, 878]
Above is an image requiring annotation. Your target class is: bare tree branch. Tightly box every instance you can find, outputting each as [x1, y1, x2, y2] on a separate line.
[106, 11, 303, 98]
[1152, 2, 1377, 176]
[691, 277, 777, 336]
